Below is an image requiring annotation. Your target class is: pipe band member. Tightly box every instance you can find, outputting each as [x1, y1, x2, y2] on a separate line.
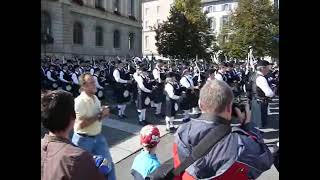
[136, 66, 153, 126]
[164, 72, 182, 133]
[113, 60, 132, 119]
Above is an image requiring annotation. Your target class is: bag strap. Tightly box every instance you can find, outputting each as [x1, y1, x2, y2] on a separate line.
[173, 124, 232, 176]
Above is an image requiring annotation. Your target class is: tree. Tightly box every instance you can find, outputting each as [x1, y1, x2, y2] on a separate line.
[155, 0, 215, 60]
[219, 0, 279, 60]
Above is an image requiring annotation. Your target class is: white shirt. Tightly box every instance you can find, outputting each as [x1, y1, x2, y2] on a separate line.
[152, 68, 161, 83]
[256, 71, 274, 97]
[93, 75, 103, 89]
[165, 83, 180, 100]
[59, 71, 69, 83]
[136, 75, 152, 93]
[133, 71, 139, 82]
[46, 71, 56, 82]
[113, 69, 128, 83]
[180, 75, 194, 89]
[71, 73, 79, 85]
[90, 68, 94, 75]
[214, 71, 224, 81]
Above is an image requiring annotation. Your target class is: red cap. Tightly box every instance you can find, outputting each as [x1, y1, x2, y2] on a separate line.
[140, 125, 160, 148]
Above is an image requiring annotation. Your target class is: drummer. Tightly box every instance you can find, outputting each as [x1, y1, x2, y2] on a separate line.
[46, 64, 58, 90]
[179, 68, 197, 122]
[152, 60, 165, 118]
[113, 60, 133, 119]
[59, 64, 73, 92]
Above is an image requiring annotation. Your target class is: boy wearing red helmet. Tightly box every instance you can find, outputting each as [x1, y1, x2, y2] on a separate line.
[131, 125, 161, 179]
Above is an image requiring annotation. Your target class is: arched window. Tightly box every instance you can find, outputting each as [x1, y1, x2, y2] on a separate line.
[96, 26, 103, 46]
[129, 32, 134, 50]
[114, 30, 120, 48]
[73, 22, 83, 44]
[41, 11, 51, 36]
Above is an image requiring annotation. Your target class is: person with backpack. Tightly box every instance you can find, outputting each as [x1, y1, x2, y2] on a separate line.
[172, 80, 273, 179]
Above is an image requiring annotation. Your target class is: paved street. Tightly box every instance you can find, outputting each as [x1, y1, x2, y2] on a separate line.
[41, 96, 279, 179]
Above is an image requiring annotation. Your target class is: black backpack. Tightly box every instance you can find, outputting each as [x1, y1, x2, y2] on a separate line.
[145, 124, 231, 180]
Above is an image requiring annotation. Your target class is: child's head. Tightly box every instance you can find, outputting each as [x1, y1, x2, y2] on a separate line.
[140, 125, 160, 152]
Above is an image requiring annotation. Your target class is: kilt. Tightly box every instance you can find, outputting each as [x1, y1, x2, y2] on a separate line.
[137, 91, 151, 109]
[180, 90, 197, 110]
[165, 96, 179, 117]
[250, 99, 262, 128]
[114, 83, 131, 104]
[151, 83, 164, 103]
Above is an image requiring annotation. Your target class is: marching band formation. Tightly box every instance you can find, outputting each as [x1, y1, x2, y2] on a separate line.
[41, 56, 279, 132]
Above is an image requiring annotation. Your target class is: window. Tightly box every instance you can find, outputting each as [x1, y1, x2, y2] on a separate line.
[73, 22, 83, 44]
[145, 8, 149, 16]
[222, 15, 229, 26]
[208, 18, 212, 29]
[128, 0, 135, 16]
[157, 6, 160, 14]
[145, 21, 149, 29]
[211, 17, 216, 31]
[129, 33, 134, 50]
[114, 30, 120, 48]
[95, 26, 103, 46]
[114, 0, 120, 12]
[156, 19, 161, 27]
[223, 4, 230, 11]
[145, 36, 149, 49]
[207, 6, 212, 13]
[41, 11, 51, 36]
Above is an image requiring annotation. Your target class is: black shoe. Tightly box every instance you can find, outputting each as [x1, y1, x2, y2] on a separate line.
[117, 115, 124, 120]
[155, 113, 165, 118]
[168, 127, 176, 133]
[122, 115, 128, 119]
[138, 121, 147, 126]
[182, 118, 190, 123]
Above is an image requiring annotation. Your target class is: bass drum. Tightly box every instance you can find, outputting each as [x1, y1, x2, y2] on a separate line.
[97, 89, 104, 100]
[65, 84, 72, 92]
[144, 96, 151, 105]
[123, 90, 130, 98]
[52, 82, 58, 89]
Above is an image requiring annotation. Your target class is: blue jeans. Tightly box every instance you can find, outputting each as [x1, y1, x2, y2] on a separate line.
[72, 133, 116, 180]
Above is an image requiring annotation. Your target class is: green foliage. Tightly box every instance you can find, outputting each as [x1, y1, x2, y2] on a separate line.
[155, 0, 215, 59]
[219, 0, 279, 59]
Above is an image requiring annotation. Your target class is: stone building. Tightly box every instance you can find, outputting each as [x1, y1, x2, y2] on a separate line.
[41, 0, 142, 59]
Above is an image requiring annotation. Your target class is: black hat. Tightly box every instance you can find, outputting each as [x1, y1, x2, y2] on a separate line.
[256, 60, 270, 67]
[207, 69, 215, 75]
[166, 72, 176, 78]
[115, 60, 122, 65]
[219, 62, 228, 67]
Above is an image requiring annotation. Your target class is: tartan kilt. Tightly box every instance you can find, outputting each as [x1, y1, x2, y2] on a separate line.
[114, 83, 131, 104]
[165, 96, 179, 117]
[137, 91, 151, 109]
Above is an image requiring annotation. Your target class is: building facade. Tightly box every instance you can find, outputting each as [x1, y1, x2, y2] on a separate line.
[41, 0, 142, 59]
[142, 0, 174, 59]
[201, 0, 238, 39]
[201, 0, 278, 39]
